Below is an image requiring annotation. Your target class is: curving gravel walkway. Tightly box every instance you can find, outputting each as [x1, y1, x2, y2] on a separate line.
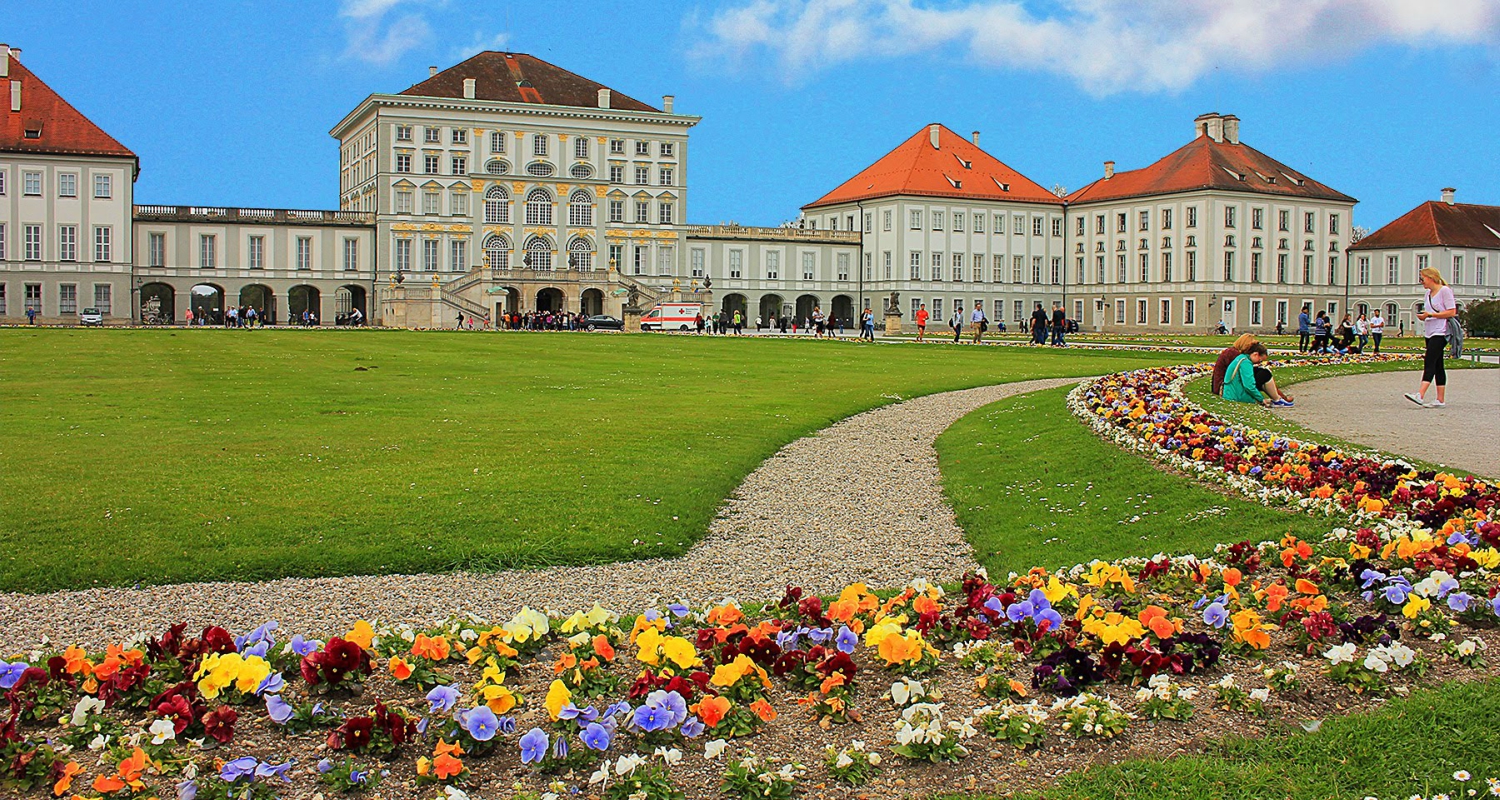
[0, 377, 1083, 651]
[1282, 368, 1500, 480]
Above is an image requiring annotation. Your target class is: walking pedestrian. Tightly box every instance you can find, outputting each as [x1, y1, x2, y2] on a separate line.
[1355, 312, 1369, 353]
[950, 307, 964, 343]
[1050, 303, 1067, 346]
[1369, 309, 1385, 354]
[1297, 305, 1311, 353]
[970, 302, 987, 343]
[732, 309, 743, 335]
[1030, 303, 1049, 345]
[860, 305, 875, 341]
[1404, 267, 1457, 408]
[915, 303, 929, 342]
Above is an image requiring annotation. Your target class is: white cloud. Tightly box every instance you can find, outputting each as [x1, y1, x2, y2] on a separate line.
[338, 0, 436, 66]
[693, 0, 1500, 93]
[447, 31, 512, 63]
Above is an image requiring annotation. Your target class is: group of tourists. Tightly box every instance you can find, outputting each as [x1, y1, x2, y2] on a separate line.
[490, 311, 592, 331]
[1296, 306, 1387, 356]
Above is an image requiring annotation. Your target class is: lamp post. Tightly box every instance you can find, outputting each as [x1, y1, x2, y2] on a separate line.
[856, 200, 865, 336]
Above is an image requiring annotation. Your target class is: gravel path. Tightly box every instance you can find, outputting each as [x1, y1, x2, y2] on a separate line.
[1283, 368, 1500, 480]
[0, 377, 1082, 651]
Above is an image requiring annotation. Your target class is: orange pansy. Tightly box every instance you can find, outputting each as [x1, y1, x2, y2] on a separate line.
[749, 699, 777, 722]
[693, 695, 730, 728]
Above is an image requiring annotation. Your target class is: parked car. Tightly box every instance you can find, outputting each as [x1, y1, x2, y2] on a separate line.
[583, 314, 625, 331]
[79, 307, 104, 327]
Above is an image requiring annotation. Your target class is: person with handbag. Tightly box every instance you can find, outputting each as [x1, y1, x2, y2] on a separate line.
[970, 302, 987, 343]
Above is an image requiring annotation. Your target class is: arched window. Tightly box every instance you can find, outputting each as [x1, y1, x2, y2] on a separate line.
[524, 236, 553, 271]
[568, 190, 593, 227]
[484, 234, 510, 270]
[568, 237, 593, 271]
[484, 185, 510, 224]
[525, 189, 553, 226]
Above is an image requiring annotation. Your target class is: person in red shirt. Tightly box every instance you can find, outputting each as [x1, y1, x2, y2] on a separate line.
[915, 303, 929, 342]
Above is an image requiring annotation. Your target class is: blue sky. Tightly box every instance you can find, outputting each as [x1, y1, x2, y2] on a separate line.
[10, 1, 1499, 230]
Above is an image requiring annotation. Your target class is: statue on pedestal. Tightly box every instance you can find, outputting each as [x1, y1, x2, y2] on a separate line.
[885, 290, 902, 315]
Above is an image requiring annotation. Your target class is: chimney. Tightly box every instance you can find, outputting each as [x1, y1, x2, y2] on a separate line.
[662, 95, 674, 113]
[1194, 112, 1221, 139]
[597, 88, 611, 109]
[971, 130, 980, 146]
[928, 123, 940, 149]
[10, 80, 19, 113]
[1104, 160, 1115, 180]
[462, 78, 476, 99]
[0, 45, 8, 79]
[1205, 116, 1224, 143]
[428, 65, 438, 78]
[1441, 187, 1456, 205]
[7, 47, 17, 61]
[1222, 114, 1240, 144]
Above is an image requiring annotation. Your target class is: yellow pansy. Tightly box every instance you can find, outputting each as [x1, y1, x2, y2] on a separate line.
[544, 679, 571, 721]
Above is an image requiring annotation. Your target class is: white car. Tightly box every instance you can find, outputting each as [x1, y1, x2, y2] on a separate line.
[79, 307, 104, 327]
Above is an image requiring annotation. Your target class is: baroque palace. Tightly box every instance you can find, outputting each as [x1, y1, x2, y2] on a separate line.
[2, 45, 1496, 332]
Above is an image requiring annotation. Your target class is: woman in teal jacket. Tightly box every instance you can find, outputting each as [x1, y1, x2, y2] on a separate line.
[1224, 343, 1294, 407]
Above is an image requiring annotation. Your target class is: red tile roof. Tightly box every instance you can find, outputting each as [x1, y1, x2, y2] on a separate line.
[803, 123, 1060, 210]
[1350, 201, 1500, 251]
[400, 52, 659, 113]
[1066, 135, 1353, 206]
[0, 52, 135, 160]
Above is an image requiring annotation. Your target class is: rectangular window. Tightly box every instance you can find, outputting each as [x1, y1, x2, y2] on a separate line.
[0, 170, 5, 195]
[58, 225, 77, 261]
[1138, 252, 1149, 282]
[1013, 299, 1023, 321]
[490, 132, 506, 153]
[1417, 254, 1429, 271]
[660, 167, 674, 186]
[993, 254, 1004, 284]
[912, 298, 922, 320]
[1358, 256, 1370, 285]
[1161, 208, 1173, 230]
[94, 284, 111, 314]
[909, 210, 922, 230]
[1224, 205, 1237, 228]
[608, 199, 624, 223]
[1453, 254, 1464, 284]
[1186, 250, 1197, 281]
[1075, 216, 1084, 237]
[94, 173, 112, 199]
[1186, 206, 1197, 228]
[24, 284, 41, 314]
[1117, 253, 1127, 283]
[422, 238, 439, 272]
[1184, 298, 1195, 325]
[608, 243, 623, 271]
[200, 234, 217, 268]
[297, 237, 313, 270]
[1075, 256, 1085, 284]
[394, 238, 411, 272]
[910, 252, 922, 280]
[1051, 257, 1061, 285]
[1277, 300, 1288, 325]
[1303, 254, 1314, 283]
[973, 213, 984, 233]
[423, 126, 440, 144]
[1223, 251, 1235, 282]
[451, 156, 467, 175]
[396, 190, 413, 213]
[423, 154, 439, 174]
[883, 210, 893, 231]
[1251, 251, 1262, 282]
[931, 252, 942, 281]
[423, 190, 440, 215]
[533, 135, 549, 156]
[609, 138, 624, 155]
[634, 200, 649, 224]
[452, 128, 467, 144]
[1162, 251, 1173, 282]
[1139, 210, 1149, 231]
[24, 171, 42, 196]
[1477, 256, 1486, 286]
[450, 239, 466, 272]
[1160, 298, 1171, 325]
[932, 210, 944, 230]
[953, 213, 963, 232]
[1251, 207, 1264, 230]
[658, 201, 674, 225]
[1329, 213, 1340, 236]
[1116, 213, 1127, 234]
[1136, 298, 1147, 325]
[1250, 299, 1263, 326]
[1052, 217, 1062, 237]
[690, 248, 705, 278]
[395, 154, 411, 173]
[1035, 216, 1045, 237]
[932, 298, 942, 321]
[975, 255, 985, 283]
[344, 238, 359, 271]
[884, 251, 893, 280]
[451, 189, 468, 216]
[1304, 211, 1315, 234]
[1114, 298, 1125, 324]
[248, 235, 264, 269]
[728, 249, 742, 279]
[1095, 214, 1105, 235]
[951, 253, 963, 282]
[765, 250, 779, 279]
[634, 165, 649, 185]
[148, 232, 164, 267]
[574, 137, 589, 159]
[58, 173, 77, 197]
[803, 252, 816, 280]
[1032, 256, 1043, 284]
[660, 142, 674, 157]
[995, 214, 1005, 234]
[635, 140, 651, 156]
[59, 284, 77, 315]
[1277, 253, 1288, 283]
[1013, 255, 1023, 284]
[1329, 256, 1338, 285]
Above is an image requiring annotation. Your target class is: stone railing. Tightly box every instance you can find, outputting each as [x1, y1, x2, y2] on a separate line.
[133, 206, 374, 227]
[685, 224, 861, 244]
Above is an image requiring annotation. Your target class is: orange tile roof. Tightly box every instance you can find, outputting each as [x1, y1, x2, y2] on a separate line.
[802, 123, 1060, 210]
[1066, 135, 1353, 206]
[400, 52, 659, 113]
[1350, 201, 1500, 251]
[0, 52, 135, 160]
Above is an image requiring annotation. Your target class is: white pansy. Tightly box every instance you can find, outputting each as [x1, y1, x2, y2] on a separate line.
[1325, 642, 1358, 665]
[148, 718, 177, 745]
[704, 739, 728, 760]
[69, 696, 105, 727]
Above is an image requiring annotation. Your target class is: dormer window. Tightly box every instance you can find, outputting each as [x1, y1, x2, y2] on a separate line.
[954, 154, 972, 170]
[944, 175, 962, 189]
[991, 177, 1009, 192]
[23, 127, 41, 139]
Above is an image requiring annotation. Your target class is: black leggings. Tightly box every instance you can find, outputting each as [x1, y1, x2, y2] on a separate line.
[1422, 334, 1447, 386]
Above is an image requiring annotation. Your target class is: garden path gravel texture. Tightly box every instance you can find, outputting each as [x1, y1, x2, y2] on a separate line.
[0, 377, 1084, 651]
[1282, 367, 1500, 480]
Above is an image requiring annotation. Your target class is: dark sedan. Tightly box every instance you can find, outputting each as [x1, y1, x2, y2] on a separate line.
[583, 315, 625, 331]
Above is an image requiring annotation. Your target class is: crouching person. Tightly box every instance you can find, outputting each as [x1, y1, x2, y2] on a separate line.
[1223, 343, 1295, 408]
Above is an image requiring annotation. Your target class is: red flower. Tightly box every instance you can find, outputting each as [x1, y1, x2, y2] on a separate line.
[329, 716, 373, 751]
[201, 705, 238, 744]
[302, 637, 373, 687]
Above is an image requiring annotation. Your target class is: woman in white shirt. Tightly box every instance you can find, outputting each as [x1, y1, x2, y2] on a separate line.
[1405, 267, 1458, 408]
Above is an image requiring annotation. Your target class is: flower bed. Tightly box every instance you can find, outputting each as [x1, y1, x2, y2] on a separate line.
[2, 357, 1498, 800]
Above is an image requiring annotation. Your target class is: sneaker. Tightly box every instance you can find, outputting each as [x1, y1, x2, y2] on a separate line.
[1273, 399, 1295, 408]
[1404, 392, 1426, 407]
[1429, 401, 1446, 408]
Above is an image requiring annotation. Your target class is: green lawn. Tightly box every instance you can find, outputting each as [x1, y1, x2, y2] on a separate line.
[0, 328, 1192, 594]
[936, 385, 1341, 576]
[950, 677, 1500, 800]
